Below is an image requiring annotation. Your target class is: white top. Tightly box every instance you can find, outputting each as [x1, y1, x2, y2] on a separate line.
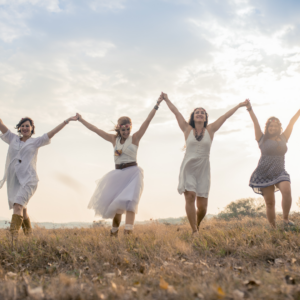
[114, 136, 138, 164]
[178, 129, 212, 198]
[0, 130, 51, 189]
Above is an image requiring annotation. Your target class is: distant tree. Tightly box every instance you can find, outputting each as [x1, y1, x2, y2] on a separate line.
[217, 198, 265, 220]
[296, 197, 300, 210]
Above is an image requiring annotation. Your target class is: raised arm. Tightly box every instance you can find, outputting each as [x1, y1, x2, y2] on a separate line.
[132, 93, 163, 144]
[47, 116, 78, 139]
[245, 100, 263, 141]
[0, 119, 8, 134]
[163, 93, 189, 133]
[283, 109, 300, 141]
[77, 113, 115, 144]
[208, 100, 248, 134]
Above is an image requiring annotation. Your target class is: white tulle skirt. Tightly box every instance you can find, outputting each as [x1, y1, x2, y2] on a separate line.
[88, 166, 144, 219]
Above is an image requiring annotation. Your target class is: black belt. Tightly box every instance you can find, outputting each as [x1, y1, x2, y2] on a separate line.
[115, 162, 137, 170]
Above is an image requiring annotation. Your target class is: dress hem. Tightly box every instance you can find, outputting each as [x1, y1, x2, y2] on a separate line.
[178, 188, 209, 198]
[249, 179, 291, 195]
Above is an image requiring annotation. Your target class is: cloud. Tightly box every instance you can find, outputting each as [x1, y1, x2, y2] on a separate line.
[54, 172, 86, 194]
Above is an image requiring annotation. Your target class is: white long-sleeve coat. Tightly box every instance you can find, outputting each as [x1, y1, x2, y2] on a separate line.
[0, 130, 50, 208]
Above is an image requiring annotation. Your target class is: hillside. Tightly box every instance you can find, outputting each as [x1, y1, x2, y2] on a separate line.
[1, 215, 300, 299]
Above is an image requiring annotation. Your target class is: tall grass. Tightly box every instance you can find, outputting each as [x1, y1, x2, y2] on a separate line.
[1, 214, 300, 299]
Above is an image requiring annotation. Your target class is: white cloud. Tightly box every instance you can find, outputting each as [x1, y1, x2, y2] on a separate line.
[89, 0, 126, 11]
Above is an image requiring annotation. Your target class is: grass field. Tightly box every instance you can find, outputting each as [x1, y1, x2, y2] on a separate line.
[1, 215, 300, 300]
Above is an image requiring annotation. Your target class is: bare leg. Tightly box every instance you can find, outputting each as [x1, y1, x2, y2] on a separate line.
[112, 214, 122, 228]
[196, 197, 208, 230]
[124, 211, 135, 234]
[125, 211, 135, 225]
[261, 185, 276, 227]
[276, 181, 292, 223]
[13, 204, 23, 216]
[23, 208, 29, 220]
[184, 191, 197, 233]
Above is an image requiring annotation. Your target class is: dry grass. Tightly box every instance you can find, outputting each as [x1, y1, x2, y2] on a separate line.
[1, 215, 300, 300]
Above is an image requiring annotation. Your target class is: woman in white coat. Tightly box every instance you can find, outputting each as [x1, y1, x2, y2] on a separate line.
[163, 93, 247, 234]
[76, 94, 163, 235]
[0, 116, 77, 237]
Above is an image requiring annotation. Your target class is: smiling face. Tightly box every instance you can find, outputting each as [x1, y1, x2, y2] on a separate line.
[119, 123, 131, 139]
[267, 121, 281, 136]
[194, 108, 207, 123]
[20, 120, 33, 137]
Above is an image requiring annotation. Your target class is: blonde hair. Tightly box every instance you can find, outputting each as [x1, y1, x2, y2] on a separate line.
[114, 116, 132, 137]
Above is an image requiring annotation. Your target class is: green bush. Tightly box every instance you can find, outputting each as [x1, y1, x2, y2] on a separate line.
[217, 198, 265, 220]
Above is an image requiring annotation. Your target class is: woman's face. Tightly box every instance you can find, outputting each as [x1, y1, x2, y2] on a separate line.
[119, 123, 131, 139]
[268, 121, 280, 136]
[20, 121, 33, 137]
[194, 108, 207, 123]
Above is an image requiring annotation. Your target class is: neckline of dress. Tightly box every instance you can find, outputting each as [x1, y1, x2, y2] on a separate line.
[118, 135, 131, 145]
[190, 128, 207, 141]
[19, 137, 31, 144]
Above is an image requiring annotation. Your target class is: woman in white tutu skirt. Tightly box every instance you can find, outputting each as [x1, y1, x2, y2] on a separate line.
[77, 93, 163, 235]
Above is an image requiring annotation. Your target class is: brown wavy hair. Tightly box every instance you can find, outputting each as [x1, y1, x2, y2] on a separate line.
[263, 116, 282, 143]
[15, 117, 35, 136]
[114, 116, 132, 137]
[188, 108, 209, 128]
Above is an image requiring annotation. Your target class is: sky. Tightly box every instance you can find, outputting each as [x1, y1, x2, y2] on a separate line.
[0, 0, 300, 223]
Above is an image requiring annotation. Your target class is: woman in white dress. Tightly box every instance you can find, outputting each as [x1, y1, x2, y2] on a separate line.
[0, 116, 77, 238]
[163, 93, 247, 234]
[76, 94, 163, 235]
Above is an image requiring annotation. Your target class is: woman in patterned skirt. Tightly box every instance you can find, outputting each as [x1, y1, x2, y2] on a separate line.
[246, 100, 300, 227]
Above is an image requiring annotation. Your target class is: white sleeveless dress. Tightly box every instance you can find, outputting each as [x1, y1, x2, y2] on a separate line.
[88, 136, 144, 219]
[178, 129, 212, 198]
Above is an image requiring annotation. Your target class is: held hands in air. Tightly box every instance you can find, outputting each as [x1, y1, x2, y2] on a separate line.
[239, 99, 249, 108]
[65, 115, 79, 123]
[157, 92, 164, 105]
[75, 113, 82, 122]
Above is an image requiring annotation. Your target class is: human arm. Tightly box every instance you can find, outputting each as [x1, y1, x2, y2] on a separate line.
[47, 116, 78, 139]
[245, 100, 263, 141]
[0, 119, 8, 135]
[77, 113, 115, 144]
[208, 100, 248, 133]
[283, 109, 300, 141]
[132, 93, 163, 144]
[162, 93, 189, 133]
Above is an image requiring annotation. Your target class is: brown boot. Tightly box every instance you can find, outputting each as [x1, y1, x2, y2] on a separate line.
[22, 217, 32, 236]
[10, 214, 23, 238]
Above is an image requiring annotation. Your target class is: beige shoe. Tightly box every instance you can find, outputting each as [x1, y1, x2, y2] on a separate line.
[110, 229, 119, 237]
[22, 217, 32, 236]
[124, 229, 133, 235]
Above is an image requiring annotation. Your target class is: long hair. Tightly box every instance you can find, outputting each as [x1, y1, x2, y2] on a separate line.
[188, 108, 209, 128]
[263, 116, 282, 143]
[183, 108, 208, 150]
[114, 116, 132, 137]
[15, 117, 35, 136]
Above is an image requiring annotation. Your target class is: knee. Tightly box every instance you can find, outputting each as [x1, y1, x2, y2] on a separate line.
[13, 204, 23, 214]
[281, 189, 292, 199]
[197, 202, 207, 212]
[265, 199, 275, 208]
[185, 192, 196, 204]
